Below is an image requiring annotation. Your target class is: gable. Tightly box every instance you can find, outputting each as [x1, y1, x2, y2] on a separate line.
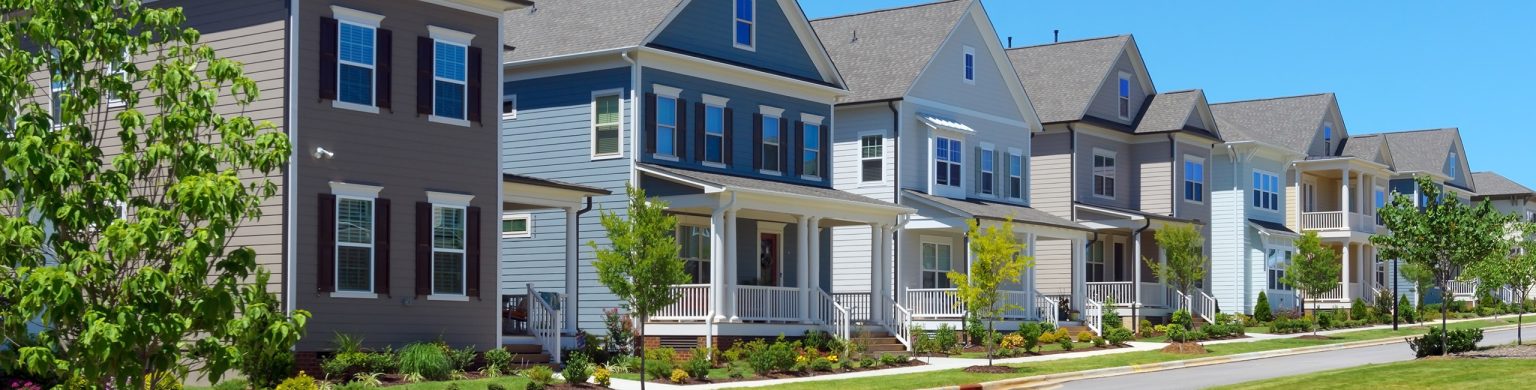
[1183, 107, 1207, 130]
[649, 0, 829, 82]
[1444, 137, 1473, 189]
[1085, 49, 1153, 125]
[1305, 100, 1346, 157]
[905, 3, 1033, 125]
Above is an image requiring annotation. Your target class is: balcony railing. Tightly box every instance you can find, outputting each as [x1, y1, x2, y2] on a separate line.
[737, 285, 802, 322]
[1302, 211, 1378, 233]
[654, 284, 712, 321]
[1086, 282, 1135, 305]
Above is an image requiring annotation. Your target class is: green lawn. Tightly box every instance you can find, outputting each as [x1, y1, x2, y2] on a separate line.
[749, 318, 1523, 390]
[1208, 359, 1536, 390]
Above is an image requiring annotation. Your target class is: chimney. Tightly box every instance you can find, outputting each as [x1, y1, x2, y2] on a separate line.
[1054, 30, 1060, 43]
[1007, 36, 1013, 48]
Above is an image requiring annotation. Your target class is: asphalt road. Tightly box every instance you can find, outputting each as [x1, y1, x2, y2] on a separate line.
[1044, 323, 1536, 390]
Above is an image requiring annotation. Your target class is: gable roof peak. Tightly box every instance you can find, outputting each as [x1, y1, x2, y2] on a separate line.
[811, 0, 967, 22]
[1008, 34, 1131, 50]
[810, 0, 973, 103]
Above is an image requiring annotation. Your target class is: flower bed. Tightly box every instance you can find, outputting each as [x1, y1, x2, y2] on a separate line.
[612, 332, 926, 386]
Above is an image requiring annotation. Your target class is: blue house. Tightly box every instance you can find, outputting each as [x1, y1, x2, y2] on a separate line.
[500, 0, 912, 353]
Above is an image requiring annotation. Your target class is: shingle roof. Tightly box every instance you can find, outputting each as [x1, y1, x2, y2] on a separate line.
[1248, 219, 1297, 236]
[502, 0, 684, 63]
[1378, 128, 1460, 175]
[1133, 90, 1205, 134]
[502, 173, 612, 195]
[1006, 35, 1131, 123]
[810, 1, 970, 104]
[1209, 93, 1335, 155]
[637, 164, 906, 209]
[903, 190, 1089, 231]
[1339, 134, 1383, 159]
[1471, 172, 1534, 197]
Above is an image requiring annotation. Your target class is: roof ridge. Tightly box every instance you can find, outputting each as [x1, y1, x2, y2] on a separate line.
[1160, 89, 1201, 94]
[810, 0, 965, 22]
[1006, 34, 1129, 50]
[1375, 127, 1458, 136]
[1210, 92, 1333, 106]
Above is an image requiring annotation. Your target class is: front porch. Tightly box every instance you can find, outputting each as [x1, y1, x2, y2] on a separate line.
[1074, 203, 1218, 326]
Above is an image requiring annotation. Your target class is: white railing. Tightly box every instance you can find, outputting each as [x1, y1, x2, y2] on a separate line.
[1298, 282, 1346, 301]
[1194, 289, 1217, 324]
[1086, 282, 1135, 305]
[1447, 280, 1478, 296]
[905, 288, 964, 318]
[1085, 299, 1104, 336]
[1352, 212, 1376, 232]
[737, 285, 801, 322]
[1036, 293, 1060, 324]
[654, 284, 711, 320]
[1301, 211, 1346, 230]
[526, 284, 563, 364]
[832, 292, 872, 323]
[1146, 282, 1172, 308]
[891, 301, 914, 351]
[1171, 289, 1190, 312]
[1000, 290, 1034, 320]
[817, 290, 851, 341]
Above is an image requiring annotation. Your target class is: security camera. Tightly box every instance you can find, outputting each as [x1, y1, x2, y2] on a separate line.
[313, 146, 334, 160]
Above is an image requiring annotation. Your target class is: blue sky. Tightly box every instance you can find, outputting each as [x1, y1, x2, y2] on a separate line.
[801, 1, 1536, 187]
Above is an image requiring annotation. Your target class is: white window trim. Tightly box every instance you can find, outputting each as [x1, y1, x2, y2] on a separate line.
[328, 181, 383, 299]
[962, 46, 976, 84]
[1006, 147, 1024, 200]
[1372, 185, 1387, 217]
[733, 0, 756, 52]
[702, 94, 730, 107]
[1183, 155, 1205, 204]
[702, 96, 729, 167]
[653, 84, 682, 99]
[590, 89, 624, 160]
[801, 122, 823, 180]
[858, 131, 885, 184]
[1092, 148, 1117, 200]
[426, 191, 474, 206]
[427, 25, 475, 45]
[332, 5, 385, 26]
[920, 236, 956, 288]
[502, 94, 517, 120]
[428, 38, 470, 126]
[1117, 71, 1132, 120]
[654, 93, 680, 160]
[331, 7, 383, 114]
[760, 109, 783, 175]
[801, 113, 825, 125]
[1448, 152, 1459, 178]
[502, 212, 532, 239]
[1253, 169, 1281, 212]
[427, 202, 469, 300]
[980, 143, 997, 197]
[934, 135, 963, 189]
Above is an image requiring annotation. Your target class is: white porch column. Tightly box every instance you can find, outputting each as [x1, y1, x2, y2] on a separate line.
[1072, 238, 1086, 312]
[869, 223, 886, 323]
[1342, 242, 1352, 302]
[1340, 168, 1351, 228]
[809, 217, 823, 322]
[1132, 232, 1143, 307]
[724, 209, 739, 322]
[711, 207, 728, 322]
[1026, 233, 1038, 316]
[881, 225, 896, 321]
[564, 207, 580, 333]
[796, 215, 811, 323]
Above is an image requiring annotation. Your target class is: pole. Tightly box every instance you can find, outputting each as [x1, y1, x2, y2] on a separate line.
[1392, 259, 1399, 330]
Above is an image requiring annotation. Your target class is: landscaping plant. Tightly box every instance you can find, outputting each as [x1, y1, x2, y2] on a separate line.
[1254, 291, 1273, 323]
[1285, 231, 1342, 335]
[398, 342, 451, 381]
[1407, 328, 1484, 358]
[683, 349, 711, 380]
[563, 352, 594, 385]
[945, 217, 1034, 366]
[1465, 221, 1536, 344]
[590, 184, 692, 387]
[1105, 327, 1133, 346]
[521, 365, 555, 390]
[1142, 225, 1209, 329]
[934, 324, 959, 354]
[482, 347, 512, 377]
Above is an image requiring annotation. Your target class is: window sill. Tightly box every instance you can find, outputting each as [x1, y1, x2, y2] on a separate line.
[653, 154, 680, 162]
[332, 100, 380, 114]
[502, 233, 532, 239]
[591, 153, 625, 161]
[429, 115, 471, 127]
[759, 169, 782, 176]
[1184, 199, 1205, 205]
[800, 175, 823, 182]
[427, 294, 470, 302]
[330, 291, 378, 299]
[501, 114, 517, 121]
[703, 161, 727, 169]
[1092, 194, 1116, 201]
[734, 43, 756, 52]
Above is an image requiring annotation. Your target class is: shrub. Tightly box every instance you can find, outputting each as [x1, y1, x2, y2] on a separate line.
[802, 330, 835, 353]
[1105, 327, 1133, 346]
[1018, 322, 1045, 353]
[1400, 295, 1418, 323]
[879, 353, 907, 366]
[1092, 336, 1107, 348]
[965, 313, 987, 346]
[1408, 327, 1484, 358]
[522, 365, 556, 390]
[592, 366, 612, 387]
[910, 325, 935, 355]
[670, 368, 690, 383]
[1076, 330, 1096, 343]
[1057, 336, 1074, 351]
[1164, 324, 1189, 343]
[1351, 298, 1368, 321]
[1317, 311, 1334, 329]
[744, 338, 795, 375]
[1171, 310, 1193, 329]
[483, 347, 512, 374]
[398, 343, 452, 381]
[935, 324, 959, 354]
[809, 356, 834, 372]
[684, 349, 712, 379]
[644, 347, 678, 380]
[1138, 319, 1155, 338]
[274, 372, 318, 390]
[563, 352, 594, 384]
[446, 345, 477, 372]
[1254, 291, 1273, 322]
[999, 333, 1026, 350]
[860, 357, 879, 369]
[1103, 297, 1123, 329]
[1268, 317, 1315, 334]
[1038, 329, 1059, 344]
[602, 308, 635, 355]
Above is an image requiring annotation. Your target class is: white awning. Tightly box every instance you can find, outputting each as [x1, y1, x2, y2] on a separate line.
[918, 113, 975, 133]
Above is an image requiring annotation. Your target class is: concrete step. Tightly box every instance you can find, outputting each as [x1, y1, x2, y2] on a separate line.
[866, 343, 908, 352]
[508, 353, 552, 364]
[502, 344, 544, 354]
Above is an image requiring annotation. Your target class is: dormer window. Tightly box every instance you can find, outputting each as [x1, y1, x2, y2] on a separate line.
[1117, 73, 1131, 119]
[1323, 123, 1334, 154]
[1448, 152, 1459, 178]
[963, 46, 976, 84]
[734, 0, 755, 50]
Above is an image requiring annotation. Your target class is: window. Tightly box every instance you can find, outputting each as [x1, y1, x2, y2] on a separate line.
[963, 46, 976, 83]
[861, 134, 883, 182]
[592, 93, 621, 157]
[1184, 156, 1204, 203]
[335, 197, 374, 293]
[802, 123, 821, 177]
[1267, 249, 1293, 290]
[762, 114, 781, 172]
[501, 213, 531, 239]
[1007, 152, 1023, 199]
[934, 137, 962, 188]
[1375, 187, 1387, 225]
[1253, 170, 1280, 211]
[656, 96, 678, 157]
[1323, 124, 1332, 142]
[337, 21, 376, 106]
[106, 51, 129, 107]
[432, 40, 468, 120]
[705, 104, 725, 164]
[1093, 149, 1116, 198]
[1302, 181, 1316, 212]
[980, 147, 996, 195]
[1117, 73, 1131, 119]
[1448, 152, 1459, 178]
[50, 72, 66, 126]
[921, 242, 953, 289]
[679, 225, 711, 284]
[502, 95, 516, 120]
[431, 204, 467, 296]
[733, 0, 755, 50]
[1088, 241, 1105, 282]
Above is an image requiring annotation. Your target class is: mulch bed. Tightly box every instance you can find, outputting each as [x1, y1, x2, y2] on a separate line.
[648, 359, 928, 385]
[963, 365, 1018, 373]
[1160, 342, 1208, 354]
[1457, 345, 1536, 359]
[933, 343, 1129, 358]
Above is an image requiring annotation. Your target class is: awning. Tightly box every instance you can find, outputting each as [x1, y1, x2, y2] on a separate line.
[1247, 218, 1298, 237]
[918, 113, 975, 133]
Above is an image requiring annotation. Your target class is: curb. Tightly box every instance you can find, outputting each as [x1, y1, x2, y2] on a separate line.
[930, 322, 1525, 390]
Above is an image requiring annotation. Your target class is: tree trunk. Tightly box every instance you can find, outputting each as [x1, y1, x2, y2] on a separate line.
[639, 315, 648, 389]
[1440, 276, 1449, 356]
[987, 319, 995, 367]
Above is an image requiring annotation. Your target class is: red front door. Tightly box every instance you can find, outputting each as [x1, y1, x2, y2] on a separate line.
[760, 233, 780, 286]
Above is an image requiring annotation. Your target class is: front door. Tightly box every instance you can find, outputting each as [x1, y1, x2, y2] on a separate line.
[759, 233, 780, 286]
[1114, 243, 1125, 281]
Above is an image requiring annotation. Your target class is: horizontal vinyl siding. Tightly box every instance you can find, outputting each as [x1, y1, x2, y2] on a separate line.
[1034, 239, 1074, 296]
[830, 105, 893, 293]
[1134, 141, 1171, 214]
[1030, 131, 1073, 218]
[649, 0, 823, 82]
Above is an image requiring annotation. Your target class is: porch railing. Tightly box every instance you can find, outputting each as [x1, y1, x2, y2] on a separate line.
[1085, 298, 1104, 336]
[1146, 282, 1172, 308]
[1193, 289, 1217, 324]
[1086, 282, 1135, 305]
[1036, 293, 1060, 324]
[654, 284, 711, 320]
[1302, 211, 1346, 230]
[816, 290, 851, 341]
[832, 292, 872, 323]
[891, 298, 914, 351]
[526, 284, 563, 364]
[905, 288, 964, 318]
[1297, 282, 1348, 301]
[737, 285, 801, 322]
[1447, 280, 1478, 296]
[1000, 290, 1034, 320]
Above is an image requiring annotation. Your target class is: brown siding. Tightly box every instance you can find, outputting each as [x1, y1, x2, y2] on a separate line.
[294, 0, 501, 352]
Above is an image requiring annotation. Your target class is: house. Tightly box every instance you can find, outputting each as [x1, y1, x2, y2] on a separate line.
[1006, 36, 1225, 328]
[500, 0, 912, 354]
[1471, 171, 1536, 303]
[1208, 93, 1397, 314]
[809, 0, 1090, 340]
[1377, 128, 1480, 303]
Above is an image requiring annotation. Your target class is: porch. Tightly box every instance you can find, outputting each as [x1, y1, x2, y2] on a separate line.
[1074, 203, 1217, 327]
[1293, 159, 1391, 236]
[499, 174, 613, 363]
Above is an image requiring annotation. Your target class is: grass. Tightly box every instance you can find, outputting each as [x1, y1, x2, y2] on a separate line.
[1209, 359, 1536, 390]
[751, 318, 1525, 390]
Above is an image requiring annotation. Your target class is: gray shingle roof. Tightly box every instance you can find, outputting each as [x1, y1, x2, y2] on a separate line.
[1379, 128, 1461, 175]
[1006, 35, 1131, 124]
[1134, 90, 1205, 134]
[1209, 93, 1335, 155]
[1339, 134, 1387, 164]
[810, 1, 971, 104]
[638, 164, 906, 209]
[1471, 172, 1533, 197]
[502, 0, 683, 63]
[903, 190, 1089, 231]
[502, 173, 612, 195]
[1248, 219, 1297, 235]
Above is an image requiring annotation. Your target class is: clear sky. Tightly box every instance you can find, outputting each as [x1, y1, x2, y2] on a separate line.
[801, 1, 1536, 188]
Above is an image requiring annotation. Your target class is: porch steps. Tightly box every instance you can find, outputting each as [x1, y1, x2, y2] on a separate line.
[1056, 321, 1091, 336]
[853, 332, 910, 354]
[501, 343, 553, 365]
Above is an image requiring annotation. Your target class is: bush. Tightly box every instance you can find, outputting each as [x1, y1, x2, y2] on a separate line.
[999, 333, 1026, 350]
[809, 356, 834, 372]
[1103, 297, 1123, 329]
[1254, 291, 1273, 322]
[1018, 322, 1045, 353]
[744, 338, 795, 375]
[1408, 327, 1484, 358]
[522, 365, 556, 390]
[1057, 336, 1074, 351]
[934, 324, 959, 354]
[1171, 310, 1193, 329]
[563, 352, 594, 384]
[879, 353, 907, 366]
[593, 366, 612, 387]
[670, 368, 690, 383]
[1268, 317, 1315, 334]
[446, 345, 477, 372]
[1038, 328, 1059, 344]
[483, 347, 512, 374]
[1092, 336, 1107, 348]
[645, 347, 678, 379]
[1138, 319, 1155, 338]
[1076, 330, 1096, 343]
[1164, 324, 1189, 343]
[602, 308, 635, 356]
[964, 313, 987, 346]
[1400, 295, 1418, 323]
[274, 372, 318, 390]
[910, 325, 936, 355]
[398, 343, 452, 381]
[1105, 327, 1133, 346]
[684, 349, 711, 379]
[1351, 298, 1368, 321]
[802, 330, 839, 354]
[1317, 311, 1334, 329]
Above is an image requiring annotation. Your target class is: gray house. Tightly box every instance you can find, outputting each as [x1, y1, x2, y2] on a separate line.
[1378, 128, 1480, 303]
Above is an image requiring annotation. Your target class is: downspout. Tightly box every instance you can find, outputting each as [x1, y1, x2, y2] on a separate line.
[1169, 133, 1177, 217]
[622, 51, 640, 185]
[888, 101, 901, 299]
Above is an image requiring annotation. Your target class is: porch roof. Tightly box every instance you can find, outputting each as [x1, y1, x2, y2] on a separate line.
[1074, 202, 1200, 224]
[1248, 218, 1298, 237]
[502, 173, 611, 195]
[636, 163, 912, 214]
[902, 190, 1089, 232]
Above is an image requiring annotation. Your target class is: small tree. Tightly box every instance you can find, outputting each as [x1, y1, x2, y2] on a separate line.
[1284, 231, 1341, 335]
[590, 184, 690, 388]
[1254, 291, 1273, 322]
[947, 217, 1033, 367]
[1400, 262, 1436, 308]
[1467, 221, 1536, 344]
[1142, 225, 1207, 325]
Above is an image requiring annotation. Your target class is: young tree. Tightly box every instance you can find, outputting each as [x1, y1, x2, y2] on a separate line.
[1466, 221, 1536, 344]
[1283, 232, 1341, 335]
[0, 1, 307, 386]
[589, 184, 689, 388]
[946, 217, 1033, 367]
[1372, 176, 1509, 354]
[1399, 262, 1436, 309]
[1142, 225, 1208, 326]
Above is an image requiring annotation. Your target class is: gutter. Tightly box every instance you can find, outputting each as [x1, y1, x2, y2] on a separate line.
[889, 100, 901, 295]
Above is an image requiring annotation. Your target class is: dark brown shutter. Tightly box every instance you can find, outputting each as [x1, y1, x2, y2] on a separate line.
[317, 193, 337, 293]
[693, 102, 706, 162]
[467, 46, 483, 123]
[780, 119, 790, 173]
[751, 113, 763, 170]
[794, 121, 805, 176]
[674, 98, 688, 158]
[820, 123, 831, 180]
[319, 17, 338, 101]
[374, 198, 391, 296]
[415, 202, 432, 295]
[644, 93, 657, 154]
[375, 29, 392, 110]
[974, 146, 984, 193]
[416, 37, 433, 116]
[466, 206, 482, 299]
[723, 108, 735, 165]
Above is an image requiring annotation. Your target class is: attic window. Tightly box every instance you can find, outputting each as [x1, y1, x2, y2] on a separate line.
[1448, 152, 1459, 178]
[963, 46, 976, 84]
[734, 0, 755, 51]
[1117, 72, 1131, 119]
